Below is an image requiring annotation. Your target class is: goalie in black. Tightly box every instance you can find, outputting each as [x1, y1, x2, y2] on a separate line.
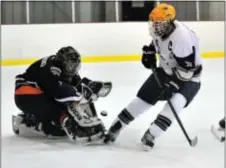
[12, 46, 112, 143]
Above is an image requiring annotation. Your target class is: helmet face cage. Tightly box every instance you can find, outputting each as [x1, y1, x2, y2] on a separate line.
[148, 20, 170, 37]
[64, 53, 81, 76]
[148, 3, 176, 37]
[57, 47, 81, 77]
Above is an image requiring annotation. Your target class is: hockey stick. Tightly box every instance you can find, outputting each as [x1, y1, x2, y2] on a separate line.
[152, 68, 198, 147]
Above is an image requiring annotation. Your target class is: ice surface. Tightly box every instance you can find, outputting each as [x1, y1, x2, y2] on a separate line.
[1, 59, 224, 168]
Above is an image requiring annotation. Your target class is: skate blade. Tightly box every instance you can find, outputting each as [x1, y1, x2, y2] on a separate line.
[83, 139, 104, 146]
[141, 143, 153, 152]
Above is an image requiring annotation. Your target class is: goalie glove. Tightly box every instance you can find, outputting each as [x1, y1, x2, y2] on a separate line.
[76, 78, 112, 103]
[88, 81, 112, 100]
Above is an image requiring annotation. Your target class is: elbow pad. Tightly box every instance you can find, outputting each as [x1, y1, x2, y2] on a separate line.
[173, 67, 194, 82]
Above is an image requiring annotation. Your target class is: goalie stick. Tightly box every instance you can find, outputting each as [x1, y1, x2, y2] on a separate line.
[211, 125, 225, 142]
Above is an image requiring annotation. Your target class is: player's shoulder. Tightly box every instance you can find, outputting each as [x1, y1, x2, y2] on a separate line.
[171, 20, 194, 43]
[40, 55, 62, 76]
[170, 20, 198, 57]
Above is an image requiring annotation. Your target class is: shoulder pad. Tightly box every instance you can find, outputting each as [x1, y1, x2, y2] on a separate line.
[50, 66, 62, 76]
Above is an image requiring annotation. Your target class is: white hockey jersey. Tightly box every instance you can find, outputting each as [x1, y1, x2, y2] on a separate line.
[151, 20, 202, 83]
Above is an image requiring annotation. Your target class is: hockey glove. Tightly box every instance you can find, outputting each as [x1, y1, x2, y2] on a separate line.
[159, 80, 180, 100]
[88, 81, 112, 98]
[141, 44, 157, 69]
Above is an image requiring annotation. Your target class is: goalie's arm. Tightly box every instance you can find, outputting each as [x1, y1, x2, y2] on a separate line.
[40, 66, 82, 103]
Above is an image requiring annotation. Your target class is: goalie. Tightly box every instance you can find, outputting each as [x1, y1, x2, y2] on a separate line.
[12, 46, 112, 143]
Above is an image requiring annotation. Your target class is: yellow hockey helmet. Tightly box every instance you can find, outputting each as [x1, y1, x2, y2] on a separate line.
[149, 3, 176, 22]
[148, 3, 176, 37]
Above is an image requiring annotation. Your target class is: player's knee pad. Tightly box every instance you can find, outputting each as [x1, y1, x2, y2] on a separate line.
[160, 93, 187, 121]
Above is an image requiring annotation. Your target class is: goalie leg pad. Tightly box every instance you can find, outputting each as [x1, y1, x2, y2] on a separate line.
[66, 102, 102, 127]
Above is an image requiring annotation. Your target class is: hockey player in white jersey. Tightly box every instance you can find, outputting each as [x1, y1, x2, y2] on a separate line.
[104, 3, 202, 149]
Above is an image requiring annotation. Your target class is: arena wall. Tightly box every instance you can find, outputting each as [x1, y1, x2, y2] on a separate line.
[1, 21, 224, 66]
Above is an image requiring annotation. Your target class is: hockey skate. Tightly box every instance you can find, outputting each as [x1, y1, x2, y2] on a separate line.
[104, 120, 123, 144]
[141, 129, 155, 151]
[12, 113, 44, 137]
[211, 118, 225, 142]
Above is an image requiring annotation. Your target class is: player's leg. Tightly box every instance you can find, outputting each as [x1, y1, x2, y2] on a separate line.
[14, 92, 67, 137]
[104, 68, 169, 143]
[141, 81, 201, 149]
[60, 101, 106, 143]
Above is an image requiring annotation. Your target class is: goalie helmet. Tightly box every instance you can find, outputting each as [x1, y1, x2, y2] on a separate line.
[148, 3, 176, 37]
[55, 46, 81, 77]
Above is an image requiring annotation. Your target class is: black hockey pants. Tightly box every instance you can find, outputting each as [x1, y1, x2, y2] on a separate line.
[137, 67, 201, 107]
[14, 84, 66, 136]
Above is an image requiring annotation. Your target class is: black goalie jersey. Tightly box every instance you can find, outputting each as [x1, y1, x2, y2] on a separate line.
[15, 55, 86, 103]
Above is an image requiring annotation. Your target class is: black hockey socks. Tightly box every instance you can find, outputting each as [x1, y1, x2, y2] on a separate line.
[118, 108, 135, 125]
[153, 114, 172, 131]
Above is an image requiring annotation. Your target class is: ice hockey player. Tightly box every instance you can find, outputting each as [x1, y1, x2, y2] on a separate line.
[104, 3, 202, 150]
[13, 46, 112, 143]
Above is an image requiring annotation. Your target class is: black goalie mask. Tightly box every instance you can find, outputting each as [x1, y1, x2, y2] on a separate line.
[55, 46, 81, 77]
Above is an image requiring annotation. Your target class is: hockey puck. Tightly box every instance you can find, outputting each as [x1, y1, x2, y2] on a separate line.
[100, 111, 108, 117]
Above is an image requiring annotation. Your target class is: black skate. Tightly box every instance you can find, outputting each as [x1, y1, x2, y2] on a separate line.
[141, 129, 155, 151]
[104, 120, 123, 144]
[12, 113, 43, 135]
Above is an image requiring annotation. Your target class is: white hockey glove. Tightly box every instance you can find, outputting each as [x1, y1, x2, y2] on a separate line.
[78, 81, 112, 103]
[88, 81, 112, 100]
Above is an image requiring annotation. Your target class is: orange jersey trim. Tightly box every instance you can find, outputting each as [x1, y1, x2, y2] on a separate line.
[15, 86, 44, 95]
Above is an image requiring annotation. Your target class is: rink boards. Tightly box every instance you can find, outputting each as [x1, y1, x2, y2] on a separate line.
[1, 21, 224, 66]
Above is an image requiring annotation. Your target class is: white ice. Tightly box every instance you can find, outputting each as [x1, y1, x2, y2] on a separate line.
[2, 59, 224, 168]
